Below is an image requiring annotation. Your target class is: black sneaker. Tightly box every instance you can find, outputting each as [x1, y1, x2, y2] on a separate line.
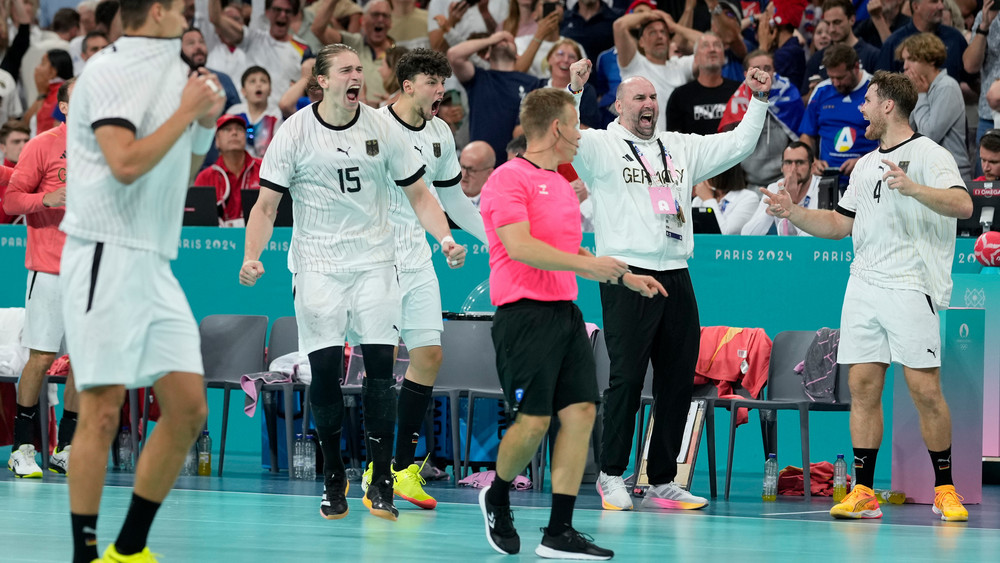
[363, 476, 399, 521]
[478, 486, 520, 555]
[320, 473, 349, 520]
[535, 527, 614, 560]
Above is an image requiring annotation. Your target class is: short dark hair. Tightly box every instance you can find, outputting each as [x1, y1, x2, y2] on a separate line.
[981, 130, 1000, 152]
[314, 43, 359, 80]
[785, 140, 815, 164]
[519, 88, 574, 140]
[0, 120, 30, 144]
[120, 0, 176, 31]
[51, 7, 81, 33]
[241, 65, 271, 87]
[822, 0, 855, 18]
[822, 42, 859, 70]
[82, 30, 110, 52]
[506, 135, 526, 157]
[57, 77, 76, 104]
[869, 70, 918, 119]
[47, 49, 75, 80]
[95, 1, 120, 30]
[265, 0, 300, 13]
[395, 48, 452, 89]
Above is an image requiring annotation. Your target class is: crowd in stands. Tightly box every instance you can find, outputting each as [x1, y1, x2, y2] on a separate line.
[0, 0, 997, 235]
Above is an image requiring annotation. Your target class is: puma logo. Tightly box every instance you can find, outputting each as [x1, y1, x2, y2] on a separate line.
[413, 145, 423, 154]
[854, 456, 867, 466]
[337, 147, 351, 156]
[927, 348, 937, 358]
[370, 437, 382, 444]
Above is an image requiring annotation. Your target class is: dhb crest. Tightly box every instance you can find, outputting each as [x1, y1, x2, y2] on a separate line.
[366, 139, 379, 156]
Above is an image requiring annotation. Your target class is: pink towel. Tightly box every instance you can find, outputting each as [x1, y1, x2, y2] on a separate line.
[458, 470, 533, 490]
[240, 372, 293, 417]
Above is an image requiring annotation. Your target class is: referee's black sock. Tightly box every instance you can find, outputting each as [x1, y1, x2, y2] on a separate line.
[71, 513, 99, 563]
[853, 447, 879, 489]
[929, 446, 953, 487]
[487, 475, 512, 506]
[547, 494, 576, 536]
[114, 493, 161, 555]
[394, 379, 433, 471]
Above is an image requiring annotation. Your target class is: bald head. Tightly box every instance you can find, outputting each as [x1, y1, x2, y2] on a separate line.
[460, 141, 496, 198]
[615, 77, 659, 140]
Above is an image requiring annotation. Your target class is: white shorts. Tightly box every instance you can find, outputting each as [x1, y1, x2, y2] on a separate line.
[838, 276, 942, 369]
[399, 264, 443, 350]
[60, 237, 203, 391]
[22, 270, 64, 353]
[293, 266, 401, 354]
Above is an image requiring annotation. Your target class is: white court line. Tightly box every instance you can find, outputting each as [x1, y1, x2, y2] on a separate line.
[761, 510, 833, 516]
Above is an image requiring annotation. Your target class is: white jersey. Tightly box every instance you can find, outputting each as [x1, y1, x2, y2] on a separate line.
[260, 103, 424, 273]
[378, 105, 462, 271]
[62, 36, 196, 260]
[839, 134, 965, 307]
[618, 53, 694, 132]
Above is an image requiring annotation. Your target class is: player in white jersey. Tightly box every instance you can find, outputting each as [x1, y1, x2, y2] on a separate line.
[239, 43, 466, 523]
[764, 71, 973, 523]
[59, 1, 226, 562]
[355, 48, 489, 510]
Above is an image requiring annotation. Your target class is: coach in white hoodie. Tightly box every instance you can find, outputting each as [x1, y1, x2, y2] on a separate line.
[567, 59, 770, 511]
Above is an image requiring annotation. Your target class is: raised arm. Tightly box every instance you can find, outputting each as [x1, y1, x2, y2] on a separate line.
[448, 32, 509, 83]
[209, 0, 244, 45]
[964, 1, 996, 74]
[311, 0, 344, 46]
[613, 11, 657, 68]
[880, 159, 973, 219]
[516, 11, 561, 73]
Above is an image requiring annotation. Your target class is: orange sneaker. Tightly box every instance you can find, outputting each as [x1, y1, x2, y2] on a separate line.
[830, 484, 883, 519]
[932, 485, 968, 522]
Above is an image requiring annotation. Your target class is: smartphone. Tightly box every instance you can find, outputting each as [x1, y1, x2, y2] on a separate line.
[466, 0, 480, 5]
[542, 1, 559, 18]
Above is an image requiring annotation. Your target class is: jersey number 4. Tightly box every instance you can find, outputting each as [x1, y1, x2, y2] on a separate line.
[337, 167, 361, 193]
[873, 180, 882, 203]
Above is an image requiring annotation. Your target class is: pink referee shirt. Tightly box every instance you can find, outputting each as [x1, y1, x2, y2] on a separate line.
[480, 157, 582, 306]
[2, 123, 67, 275]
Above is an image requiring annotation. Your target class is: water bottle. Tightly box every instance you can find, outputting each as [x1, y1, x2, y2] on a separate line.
[293, 433, 305, 479]
[197, 430, 212, 476]
[181, 445, 197, 476]
[303, 432, 316, 481]
[833, 454, 848, 502]
[875, 489, 906, 504]
[762, 453, 778, 501]
[118, 426, 134, 472]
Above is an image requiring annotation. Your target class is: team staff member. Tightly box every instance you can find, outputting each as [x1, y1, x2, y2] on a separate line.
[240, 43, 465, 523]
[478, 87, 664, 560]
[3, 78, 79, 479]
[567, 58, 771, 511]
[764, 70, 971, 522]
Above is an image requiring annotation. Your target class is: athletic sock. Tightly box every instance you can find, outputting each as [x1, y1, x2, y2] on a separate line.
[71, 513, 99, 563]
[852, 447, 879, 489]
[113, 493, 161, 555]
[929, 447, 953, 487]
[367, 432, 394, 482]
[393, 379, 433, 471]
[58, 409, 78, 450]
[13, 403, 38, 449]
[487, 474, 512, 506]
[547, 494, 576, 536]
[318, 429, 346, 480]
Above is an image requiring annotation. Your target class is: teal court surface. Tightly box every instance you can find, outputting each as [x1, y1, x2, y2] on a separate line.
[3, 454, 999, 562]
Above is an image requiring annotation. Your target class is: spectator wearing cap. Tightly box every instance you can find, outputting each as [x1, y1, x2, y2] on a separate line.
[613, 7, 702, 131]
[561, 0, 622, 70]
[193, 114, 262, 227]
[805, 0, 881, 93]
[975, 130, 1000, 181]
[757, 0, 808, 91]
[593, 0, 656, 127]
[878, 0, 968, 81]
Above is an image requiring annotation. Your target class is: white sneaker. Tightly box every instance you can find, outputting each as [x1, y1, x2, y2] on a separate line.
[640, 482, 708, 510]
[49, 445, 71, 475]
[8, 444, 43, 478]
[596, 471, 633, 510]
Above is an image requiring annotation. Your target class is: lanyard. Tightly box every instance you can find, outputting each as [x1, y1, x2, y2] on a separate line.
[625, 139, 676, 185]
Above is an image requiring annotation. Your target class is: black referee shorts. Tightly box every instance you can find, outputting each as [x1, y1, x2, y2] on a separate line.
[491, 299, 599, 417]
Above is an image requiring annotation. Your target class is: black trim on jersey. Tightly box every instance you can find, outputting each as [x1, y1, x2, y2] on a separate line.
[121, 34, 185, 40]
[86, 243, 104, 313]
[92, 118, 136, 133]
[878, 133, 922, 154]
[517, 156, 556, 172]
[835, 205, 856, 218]
[386, 104, 425, 131]
[27, 271, 37, 301]
[924, 294, 935, 314]
[260, 178, 289, 193]
[312, 103, 360, 131]
[395, 165, 426, 187]
[433, 172, 463, 188]
[950, 185, 970, 192]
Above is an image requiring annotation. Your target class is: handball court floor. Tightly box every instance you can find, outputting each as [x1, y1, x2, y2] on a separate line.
[3, 453, 999, 562]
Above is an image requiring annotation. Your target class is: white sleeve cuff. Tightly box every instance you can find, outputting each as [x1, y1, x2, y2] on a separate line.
[191, 124, 216, 156]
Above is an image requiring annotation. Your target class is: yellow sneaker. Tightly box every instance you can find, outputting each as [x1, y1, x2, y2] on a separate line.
[393, 463, 437, 510]
[830, 484, 883, 519]
[101, 544, 159, 562]
[932, 485, 968, 522]
[361, 462, 373, 494]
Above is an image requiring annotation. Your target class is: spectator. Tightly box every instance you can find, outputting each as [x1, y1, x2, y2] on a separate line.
[757, 0, 808, 91]
[21, 8, 79, 104]
[804, 0, 881, 93]
[537, 38, 600, 128]
[692, 165, 759, 234]
[665, 31, 740, 135]
[390, 0, 430, 49]
[94, 0, 122, 41]
[942, 0, 970, 41]
[78, 30, 109, 70]
[437, 88, 468, 148]
[0, 120, 31, 224]
[515, 3, 571, 78]
[229, 66, 284, 158]
[593, 0, 657, 128]
[38, 0, 81, 29]
[448, 31, 540, 164]
[180, 28, 240, 112]
[710, 0, 748, 81]
[742, 141, 822, 235]
[613, 9, 699, 131]
[504, 0, 539, 37]
[878, 0, 968, 81]
[429, 0, 509, 53]
[855, 0, 911, 47]
[378, 46, 410, 106]
[279, 56, 321, 117]
[963, 2, 1000, 175]
[196, 1, 248, 83]
[459, 140, 496, 207]
[0, 69, 24, 124]
[25, 49, 73, 134]
[898, 33, 971, 180]
[799, 44, 877, 182]
[561, 0, 621, 68]
[299, 0, 362, 49]
[311, 0, 396, 106]
[193, 114, 262, 227]
[68, 0, 100, 72]
[505, 134, 526, 160]
[974, 130, 1000, 181]
[810, 18, 832, 56]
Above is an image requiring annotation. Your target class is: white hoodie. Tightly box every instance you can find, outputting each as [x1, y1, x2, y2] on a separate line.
[573, 97, 768, 271]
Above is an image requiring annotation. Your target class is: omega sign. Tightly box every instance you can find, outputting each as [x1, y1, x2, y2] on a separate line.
[972, 187, 1000, 197]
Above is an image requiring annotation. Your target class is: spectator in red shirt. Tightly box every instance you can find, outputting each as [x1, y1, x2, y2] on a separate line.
[193, 114, 261, 226]
[24, 49, 74, 134]
[0, 120, 31, 224]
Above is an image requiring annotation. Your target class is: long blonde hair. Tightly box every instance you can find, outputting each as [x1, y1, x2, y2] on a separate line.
[503, 0, 540, 35]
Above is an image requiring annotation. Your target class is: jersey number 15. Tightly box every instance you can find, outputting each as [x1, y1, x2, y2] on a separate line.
[338, 167, 361, 193]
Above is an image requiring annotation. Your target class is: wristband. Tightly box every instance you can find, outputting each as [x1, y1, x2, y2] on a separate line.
[617, 269, 631, 285]
[191, 123, 216, 156]
[441, 235, 455, 247]
[977, 26, 989, 36]
[531, 37, 542, 44]
[752, 90, 769, 102]
[568, 83, 584, 95]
